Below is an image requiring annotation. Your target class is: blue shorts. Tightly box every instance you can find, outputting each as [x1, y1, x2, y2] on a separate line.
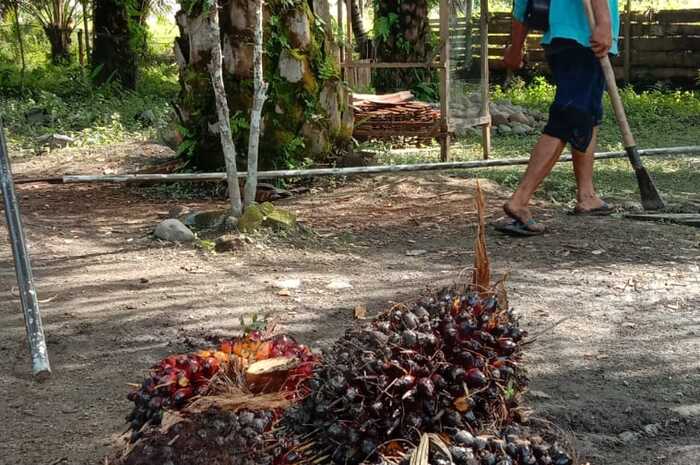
[543, 39, 606, 152]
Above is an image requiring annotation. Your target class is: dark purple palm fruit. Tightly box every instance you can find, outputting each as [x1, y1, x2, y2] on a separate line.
[417, 377, 435, 397]
[549, 445, 572, 465]
[454, 430, 476, 447]
[497, 338, 517, 355]
[402, 330, 418, 347]
[402, 311, 419, 330]
[466, 368, 488, 388]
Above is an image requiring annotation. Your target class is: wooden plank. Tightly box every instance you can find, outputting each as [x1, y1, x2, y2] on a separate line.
[628, 36, 700, 52]
[652, 9, 700, 24]
[625, 213, 700, 228]
[631, 23, 700, 36]
[344, 61, 444, 69]
[630, 50, 700, 67]
[628, 67, 700, 80]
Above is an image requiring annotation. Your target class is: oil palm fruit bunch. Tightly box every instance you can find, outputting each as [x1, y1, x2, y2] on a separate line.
[126, 332, 315, 440]
[283, 287, 531, 465]
[118, 408, 287, 465]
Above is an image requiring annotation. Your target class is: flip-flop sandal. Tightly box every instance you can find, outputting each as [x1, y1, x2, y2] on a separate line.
[569, 202, 614, 216]
[495, 219, 546, 237]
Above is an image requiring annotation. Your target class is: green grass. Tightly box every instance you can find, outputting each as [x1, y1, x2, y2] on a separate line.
[376, 78, 700, 206]
[0, 62, 178, 154]
[0, 14, 179, 155]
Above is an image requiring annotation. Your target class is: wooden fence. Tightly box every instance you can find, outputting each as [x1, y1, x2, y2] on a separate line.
[430, 8, 700, 81]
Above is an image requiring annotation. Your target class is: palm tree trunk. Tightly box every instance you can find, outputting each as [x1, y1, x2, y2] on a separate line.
[44, 24, 72, 64]
[11, 2, 26, 83]
[347, 0, 371, 59]
[92, 0, 137, 88]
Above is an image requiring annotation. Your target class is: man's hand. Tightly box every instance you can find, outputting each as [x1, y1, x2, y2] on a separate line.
[590, 22, 612, 57]
[503, 44, 525, 70]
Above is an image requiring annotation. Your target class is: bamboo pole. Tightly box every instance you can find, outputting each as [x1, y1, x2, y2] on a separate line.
[624, 0, 632, 82]
[57, 146, 700, 184]
[479, 0, 491, 159]
[439, 0, 450, 162]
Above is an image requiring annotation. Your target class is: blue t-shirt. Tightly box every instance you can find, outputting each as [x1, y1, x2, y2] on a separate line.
[513, 0, 620, 55]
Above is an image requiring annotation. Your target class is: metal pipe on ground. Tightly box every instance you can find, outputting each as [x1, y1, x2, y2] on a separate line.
[57, 146, 700, 184]
[0, 118, 51, 381]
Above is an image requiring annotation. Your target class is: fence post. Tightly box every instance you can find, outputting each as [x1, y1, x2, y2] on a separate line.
[624, 0, 632, 82]
[439, 0, 451, 161]
[479, 0, 491, 159]
[0, 118, 51, 381]
[77, 29, 85, 67]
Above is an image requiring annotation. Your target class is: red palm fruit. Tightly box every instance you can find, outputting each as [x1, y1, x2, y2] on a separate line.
[186, 357, 201, 376]
[255, 341, 273, 360]
[465, 368, 488, 388]
[175, 354, 190, 368]
[173, 387, 193, 406]
[202, 357, 220, 376]
[164, 355, 178, 366]
[212, 351, 229, 363]
[177, 373, 190, 388]
[219, 340, 234, 354]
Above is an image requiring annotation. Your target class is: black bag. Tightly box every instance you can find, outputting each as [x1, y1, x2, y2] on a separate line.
[524, 0, 550, 32]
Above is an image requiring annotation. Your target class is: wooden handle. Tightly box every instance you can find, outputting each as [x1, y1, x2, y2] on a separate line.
[581, 0, 636, 148]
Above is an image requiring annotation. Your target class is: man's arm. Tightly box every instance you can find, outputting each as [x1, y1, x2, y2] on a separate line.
[503, 0, 529, 70]
[590, 0, 613, 57]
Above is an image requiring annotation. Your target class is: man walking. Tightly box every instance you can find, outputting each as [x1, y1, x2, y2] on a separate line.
[497, 0, 620, 236]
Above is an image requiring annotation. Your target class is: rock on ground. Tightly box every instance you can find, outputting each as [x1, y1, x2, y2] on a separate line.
[154, 219, 195, 242]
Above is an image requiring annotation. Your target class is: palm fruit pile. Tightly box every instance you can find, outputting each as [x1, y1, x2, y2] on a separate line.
[281, 287, 571, 465]
[120, 408, 288, 465]
[125, 332, 316, 440]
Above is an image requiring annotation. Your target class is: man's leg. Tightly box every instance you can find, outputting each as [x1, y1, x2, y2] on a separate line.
[572, 127, 606, 211]
[504, 134, 566, 228]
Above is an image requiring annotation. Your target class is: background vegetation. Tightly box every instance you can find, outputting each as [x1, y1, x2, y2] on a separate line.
[0, 0, 697, 206]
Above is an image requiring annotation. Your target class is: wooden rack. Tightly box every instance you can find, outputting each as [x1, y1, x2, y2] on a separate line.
[340, 0, 492, 161]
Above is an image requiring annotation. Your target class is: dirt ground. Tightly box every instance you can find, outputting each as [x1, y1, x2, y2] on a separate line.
[1, 142, 698, 465]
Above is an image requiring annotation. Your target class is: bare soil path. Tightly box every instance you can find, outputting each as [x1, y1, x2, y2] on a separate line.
[1, 144, 698, 465]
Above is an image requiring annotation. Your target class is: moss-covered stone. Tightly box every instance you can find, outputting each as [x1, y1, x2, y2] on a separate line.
[238, 202, 296, 232]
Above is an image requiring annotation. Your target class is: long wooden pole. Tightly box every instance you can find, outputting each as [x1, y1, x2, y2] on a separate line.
[57, 146, 700, 183]
[439, 0, 450, 161]
[0, 118, 51, 381]
[582, 0, 664, 210]
[479, 0, 491, 159]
